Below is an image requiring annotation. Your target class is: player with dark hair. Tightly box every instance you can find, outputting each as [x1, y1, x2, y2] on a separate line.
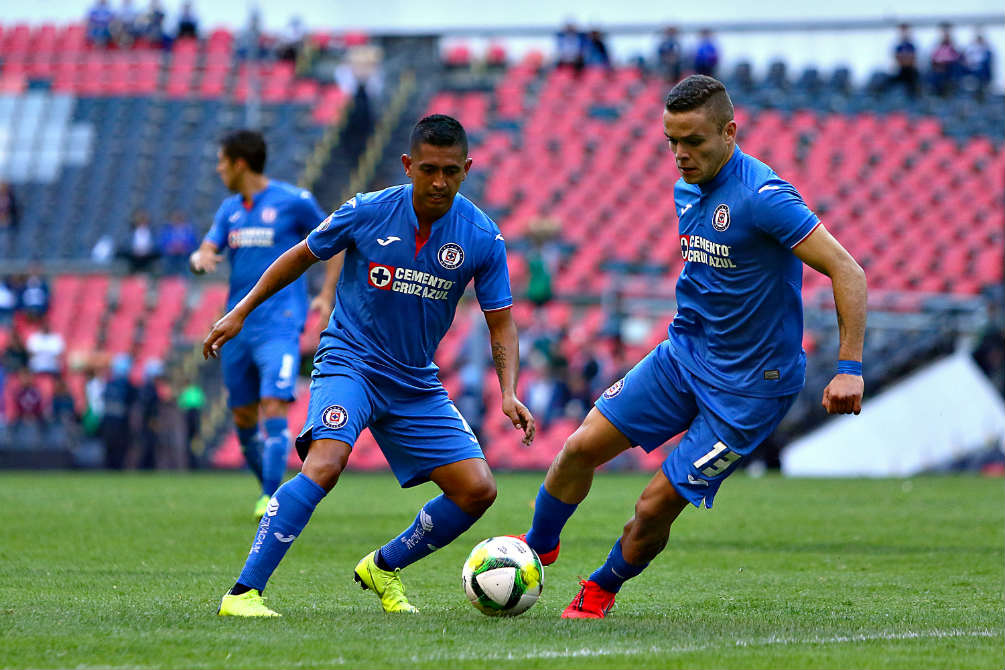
[210, 114, 535, 617]
[190, 129, 339, 519]
[517, 75, 868, 618]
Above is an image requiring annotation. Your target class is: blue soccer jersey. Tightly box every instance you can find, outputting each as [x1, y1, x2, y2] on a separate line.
[305, 184, 512, 388]
[206, 180, 327, 335]
[670, 146, 820, 397]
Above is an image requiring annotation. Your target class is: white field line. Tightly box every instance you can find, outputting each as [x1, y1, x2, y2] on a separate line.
[414, 628, 1001, 663]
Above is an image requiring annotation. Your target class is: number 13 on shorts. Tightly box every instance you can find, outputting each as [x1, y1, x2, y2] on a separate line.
[693, 441, 740, 477]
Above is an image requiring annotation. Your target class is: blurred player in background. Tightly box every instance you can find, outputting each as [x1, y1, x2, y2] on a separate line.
[518, 75, 868, 618]
[190, 130, 340, 519]
[208, 115, 535, 617]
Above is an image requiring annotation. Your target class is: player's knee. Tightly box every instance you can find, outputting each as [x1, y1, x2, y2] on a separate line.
[260, 397, 288, 419]
[301, 446, 348, 492]
[455, 478, 497, 517]
[231, 405, 258, 428]
[558, 430, 605, 470]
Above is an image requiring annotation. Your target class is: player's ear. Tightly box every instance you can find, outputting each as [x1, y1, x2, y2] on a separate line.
[463, 157, 472, 178]
[401, 153, 412, 177]
[722, 120, 737, 142]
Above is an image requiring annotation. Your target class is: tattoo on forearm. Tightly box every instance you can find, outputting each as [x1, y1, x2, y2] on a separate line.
[492, 342, 506, 383]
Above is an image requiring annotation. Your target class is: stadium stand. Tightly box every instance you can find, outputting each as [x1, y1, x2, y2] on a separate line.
[0, 20, 1001, 473]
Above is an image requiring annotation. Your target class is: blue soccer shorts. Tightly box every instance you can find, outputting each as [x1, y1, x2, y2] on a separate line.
[295, 362, 484, 488]
[594, 340, 797, 509]
[221, 329, 300, 408]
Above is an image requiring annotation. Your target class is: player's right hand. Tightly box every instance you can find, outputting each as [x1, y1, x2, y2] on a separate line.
[822, 374, 864, 415]
[203, 310, 244, 359]
[190, 249, 223, 274]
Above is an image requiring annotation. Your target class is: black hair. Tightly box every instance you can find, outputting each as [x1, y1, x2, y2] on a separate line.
[409, 114, 468, 156]
[220, 129, 267, 173]
[664, 74, 734, 131]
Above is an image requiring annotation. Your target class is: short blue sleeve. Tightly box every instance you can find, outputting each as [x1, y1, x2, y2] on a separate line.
[474, 235, 513, 311]
[305, 196, 359, 261]
[296, 190, 328, 236]
[752, 179, 820, 248]
[205, 201, 230, 248]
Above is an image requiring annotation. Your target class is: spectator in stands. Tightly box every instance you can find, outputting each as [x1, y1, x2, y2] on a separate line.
[113, 0, 141, 47]
[19, 272, 50, 320]
[12, 368, 46, 441]
[455, 309, 491, 444]
[235, 7, 267, 61]
[177, 380, 205, 468]
[138, 0, 167, 48]
[137, 358, 164, 469]
[101, 354, 137, 469]
[555, 22, 586, 73]
[123, 209, 159, 273]
[336, 45, 384, 163]
[159, 210, 199, 275]
[693, 29, 719, 77]
[525, 216, 561, 307]
[930, 23, 962, 97]
[0, 182, 18, 244]
[82, 364, 107, 438]
[26, 318, 65, 377]
[0, 276, 17, 325]
[277, 16, 307, 63]
[889, 23, 921, 98]
[657, 26, 684, 84]
[176, 1, 199, 40]
[86, 0, 116, 47]
[50, 374, 81, 448]
[584, 29, 611, 69]
[963, 30, 993, 99]
[1, 328, 29, 372]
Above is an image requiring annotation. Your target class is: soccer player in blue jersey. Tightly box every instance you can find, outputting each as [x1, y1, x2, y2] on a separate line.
[207, 115, 535, 617]
[189, 130, 338, 519]
[518, 75, 868, 618]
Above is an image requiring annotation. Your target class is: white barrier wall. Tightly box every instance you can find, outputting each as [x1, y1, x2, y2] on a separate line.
[781, 351, 1005, 477]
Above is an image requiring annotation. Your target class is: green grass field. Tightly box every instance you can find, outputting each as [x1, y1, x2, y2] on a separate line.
[1, 471, 1002, 669]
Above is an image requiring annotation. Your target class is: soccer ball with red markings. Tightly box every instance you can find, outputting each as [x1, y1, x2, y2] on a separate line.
[462, 536, 543, 616]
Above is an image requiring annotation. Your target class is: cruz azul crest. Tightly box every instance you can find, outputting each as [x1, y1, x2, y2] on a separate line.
[712, 204, 730, 232]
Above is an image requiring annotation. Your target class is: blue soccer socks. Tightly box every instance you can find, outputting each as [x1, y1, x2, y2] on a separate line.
[588, 539, 648, 594]
[378, 495, 478, 571]
[262, 417, 290, 497]
[237, 473, 327, 592]
[237, 425, 264, 485]
[524, 484, 578, 555]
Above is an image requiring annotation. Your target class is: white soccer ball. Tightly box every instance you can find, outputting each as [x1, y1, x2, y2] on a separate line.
[462, 536, 543, 617]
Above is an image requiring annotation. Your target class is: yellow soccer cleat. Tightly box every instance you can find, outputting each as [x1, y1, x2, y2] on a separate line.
[253, 494, 270, 520]
[353, 551, 419, 613]
[217, 589, 281, 617]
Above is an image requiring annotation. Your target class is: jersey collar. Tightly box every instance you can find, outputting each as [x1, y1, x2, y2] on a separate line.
[698, 145, 742, 194]
[404, 183, 457, 230]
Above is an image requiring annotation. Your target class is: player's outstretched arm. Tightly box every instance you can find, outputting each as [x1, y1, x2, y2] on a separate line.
[793, 224, 868, 415]
[203, 241, 319, 359]
[483, 307, 536, 445]
[189, 240, 223, 275]
[309, 250, 345, 314]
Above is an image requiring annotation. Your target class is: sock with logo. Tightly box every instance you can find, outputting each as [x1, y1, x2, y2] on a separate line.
[378, 495, 478, 571]
[524, 484, 578, 555]
[261, 417, 290, 497]
[236, 473, 326, 592]
[236, 425, 264, 485]
[588, 539, 648, 594]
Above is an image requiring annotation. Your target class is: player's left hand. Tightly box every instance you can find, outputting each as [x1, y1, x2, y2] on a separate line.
[309, 293, 334, 314]
[502, 395, 536, 445]
[822, 374, 864, 415]
[203, 310, 245, 359]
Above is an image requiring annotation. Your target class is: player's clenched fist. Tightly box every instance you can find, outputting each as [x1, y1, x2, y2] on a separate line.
[203, 310, 244, 359]
[821, 374, 864, 415]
